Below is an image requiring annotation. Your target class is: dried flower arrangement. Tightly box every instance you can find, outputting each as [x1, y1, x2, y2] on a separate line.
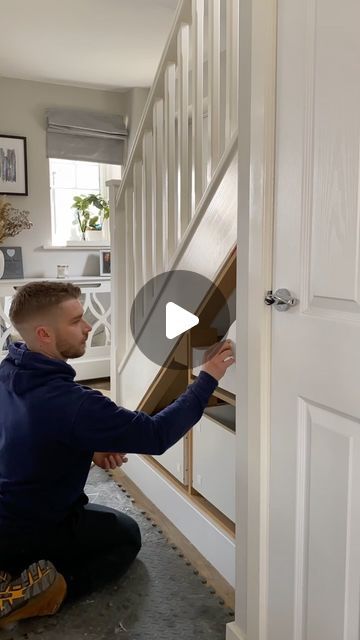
[0, 196, 33, 244]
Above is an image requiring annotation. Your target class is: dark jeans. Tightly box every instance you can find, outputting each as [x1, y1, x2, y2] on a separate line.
[0, 504, 142, 599]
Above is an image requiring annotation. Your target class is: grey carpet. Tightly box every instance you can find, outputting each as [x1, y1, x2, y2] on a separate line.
[2, 467, 234, 639]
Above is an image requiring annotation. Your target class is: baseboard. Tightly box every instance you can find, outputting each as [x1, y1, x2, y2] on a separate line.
[123, 454, 235, 586]
[226, 621, 246, 640]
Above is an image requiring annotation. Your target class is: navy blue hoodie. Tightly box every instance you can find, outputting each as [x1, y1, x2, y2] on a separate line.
[0, 342, 217, 535]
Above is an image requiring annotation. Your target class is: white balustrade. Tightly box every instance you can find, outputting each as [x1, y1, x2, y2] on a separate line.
[110, 0, 239, 376]
[208, 0, 222, 177]
[142, 131, 154, 313]
[164, 63, 177, 265]
[177, 23, 190, 236]
[225, 0, 239, 143]
[191, 0, 205, 211]
[125, 187, 135, 351]
[152, 99, 165, 279]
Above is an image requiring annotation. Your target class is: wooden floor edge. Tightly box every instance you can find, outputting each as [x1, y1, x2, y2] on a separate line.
[107, 466, 235, 612]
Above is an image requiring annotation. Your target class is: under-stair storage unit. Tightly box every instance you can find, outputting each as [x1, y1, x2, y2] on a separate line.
[148, 251, 236, 528]
[189, 314, 236, 526]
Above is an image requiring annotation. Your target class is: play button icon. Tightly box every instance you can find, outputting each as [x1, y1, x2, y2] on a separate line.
[130, 269, 233, 370]
[165, 302, 199, 339]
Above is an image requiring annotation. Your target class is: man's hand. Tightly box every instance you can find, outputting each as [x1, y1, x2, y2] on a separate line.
[92, 452, 128, 470]
[201, 339, 235, 381]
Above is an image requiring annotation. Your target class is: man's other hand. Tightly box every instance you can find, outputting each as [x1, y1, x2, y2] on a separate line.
[201, 339, 235, 381]
[92, 452, 128, 470]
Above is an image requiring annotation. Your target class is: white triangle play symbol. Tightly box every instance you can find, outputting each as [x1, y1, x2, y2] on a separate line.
[166, 302, 199, 339]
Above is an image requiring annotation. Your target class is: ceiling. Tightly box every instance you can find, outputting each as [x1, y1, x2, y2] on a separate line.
[0, 0, 179, 91]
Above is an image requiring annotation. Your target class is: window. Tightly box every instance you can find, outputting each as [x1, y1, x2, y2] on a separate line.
[49, 159, 120, 246]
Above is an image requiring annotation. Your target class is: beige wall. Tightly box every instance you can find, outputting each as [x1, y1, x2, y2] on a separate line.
[0, 77, 148, 278]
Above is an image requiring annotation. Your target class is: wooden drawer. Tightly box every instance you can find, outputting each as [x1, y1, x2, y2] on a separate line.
[193, 411, 236, 521]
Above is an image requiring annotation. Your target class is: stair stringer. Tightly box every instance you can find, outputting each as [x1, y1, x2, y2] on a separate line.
[117, 150, 238, 411]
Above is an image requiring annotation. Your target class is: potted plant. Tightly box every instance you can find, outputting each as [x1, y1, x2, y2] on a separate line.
[71, 194, 110, 242]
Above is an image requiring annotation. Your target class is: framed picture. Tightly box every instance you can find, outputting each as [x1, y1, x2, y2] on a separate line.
[0, 135, 28, 196]
[99, 249, 111, 275]
[0, 247, 24, 279]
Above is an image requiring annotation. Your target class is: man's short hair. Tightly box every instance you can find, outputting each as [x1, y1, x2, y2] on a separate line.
[9, 281, 81, 328]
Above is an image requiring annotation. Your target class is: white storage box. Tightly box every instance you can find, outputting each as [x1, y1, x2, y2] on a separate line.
[192, 321, 237, 396]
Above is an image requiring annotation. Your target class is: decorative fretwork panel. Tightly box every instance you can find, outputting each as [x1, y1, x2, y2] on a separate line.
[0, 278, 111, 380]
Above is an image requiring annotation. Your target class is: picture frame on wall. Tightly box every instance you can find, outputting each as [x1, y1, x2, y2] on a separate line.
[0, 135, 28, 196]
[99, 249, 111, 275]
[0, 247, 24, 279]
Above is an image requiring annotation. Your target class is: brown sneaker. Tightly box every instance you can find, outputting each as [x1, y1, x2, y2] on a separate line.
[0, 560, 67, 627]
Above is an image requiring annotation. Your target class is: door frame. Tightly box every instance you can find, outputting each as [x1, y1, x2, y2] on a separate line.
[227, 1, 277, 639]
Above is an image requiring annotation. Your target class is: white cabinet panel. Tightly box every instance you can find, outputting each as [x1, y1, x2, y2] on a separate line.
[153, 438, 186, 484]
[193, 412, 236, 521]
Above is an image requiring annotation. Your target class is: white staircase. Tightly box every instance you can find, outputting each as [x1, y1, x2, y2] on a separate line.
[108, 0, 239, 585]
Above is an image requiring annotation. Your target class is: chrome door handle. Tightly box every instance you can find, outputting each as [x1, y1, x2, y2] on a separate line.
[264, 288, 298, 311]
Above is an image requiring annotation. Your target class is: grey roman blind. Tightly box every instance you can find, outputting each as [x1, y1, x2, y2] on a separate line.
[46, 108, 128, 165]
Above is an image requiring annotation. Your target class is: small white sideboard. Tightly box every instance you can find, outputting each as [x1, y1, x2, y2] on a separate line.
[0, 276, 111, 381]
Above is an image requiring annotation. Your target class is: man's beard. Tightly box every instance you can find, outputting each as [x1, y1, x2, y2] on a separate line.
[55, 338, 86, 360]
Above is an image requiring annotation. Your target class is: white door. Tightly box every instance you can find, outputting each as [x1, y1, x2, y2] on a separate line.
[269, 0, 360, 638]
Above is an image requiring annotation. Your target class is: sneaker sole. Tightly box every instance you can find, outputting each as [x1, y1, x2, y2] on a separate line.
[0, 560, 57, 619]
[0, 573, 66, 627]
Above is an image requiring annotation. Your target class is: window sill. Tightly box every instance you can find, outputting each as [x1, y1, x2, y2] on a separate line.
[42, 244, 110, 251]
